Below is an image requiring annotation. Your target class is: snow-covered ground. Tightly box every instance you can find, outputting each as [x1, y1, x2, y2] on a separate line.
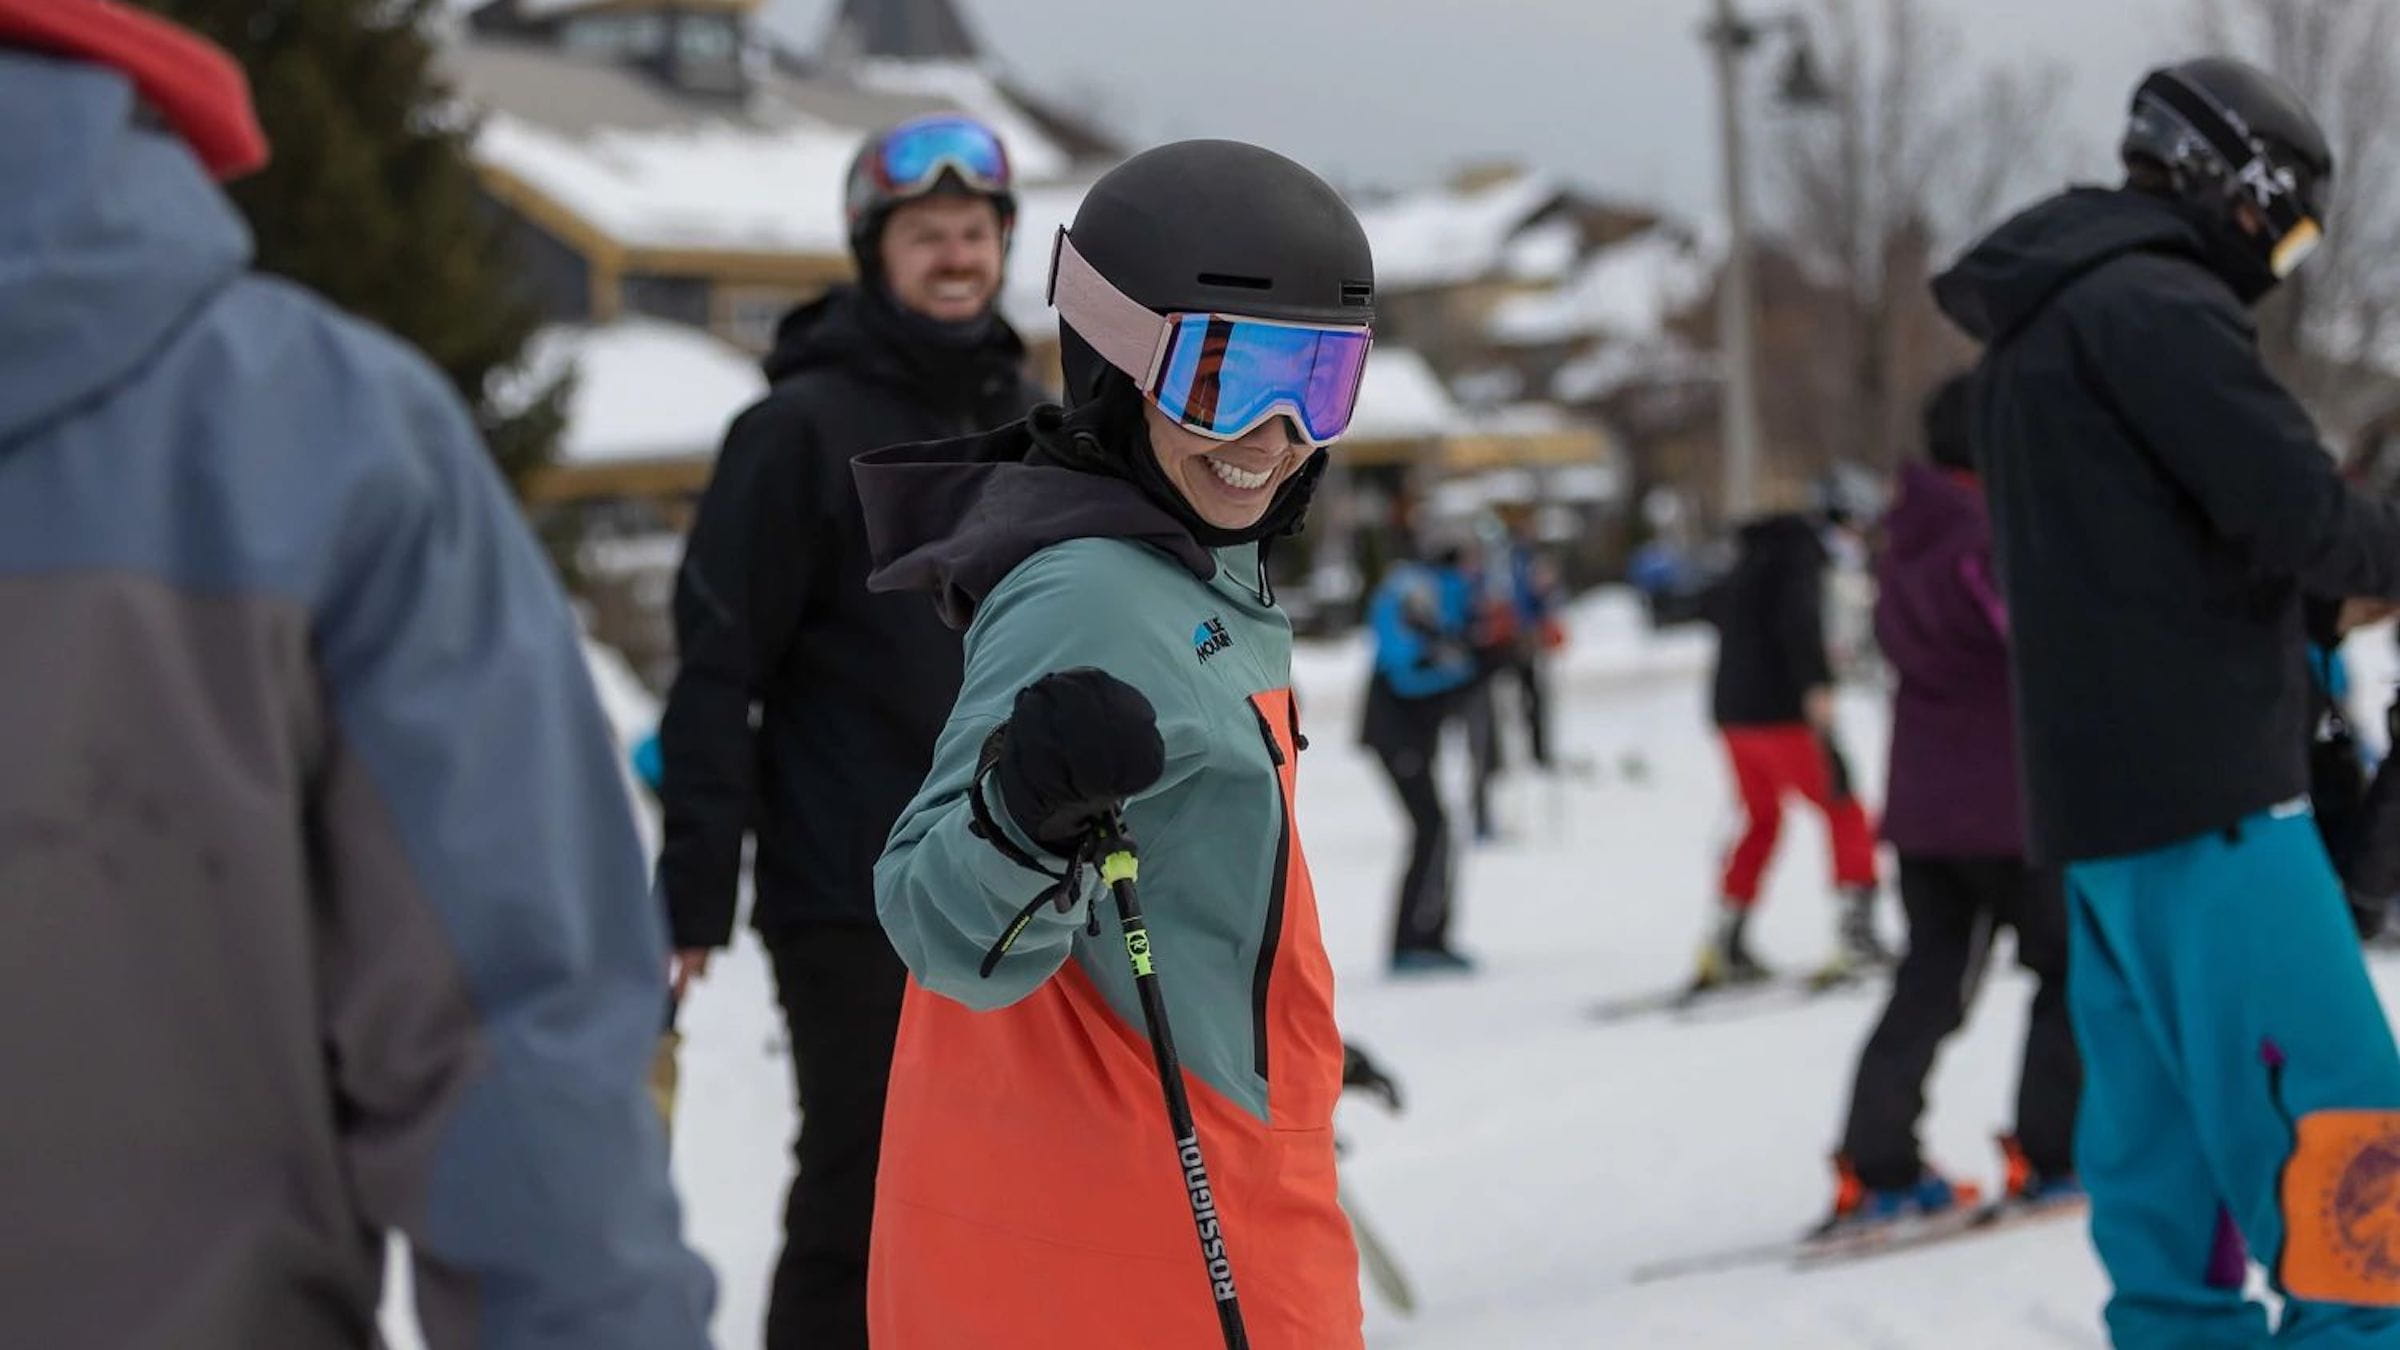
[383, 601, 2400, 1348]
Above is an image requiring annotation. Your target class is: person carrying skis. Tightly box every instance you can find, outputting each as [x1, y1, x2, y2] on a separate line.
[1362, 531, 1487, 974]
[649, 112, 1044, 1347]
[855, 139, 1375, 1349]
[1936, 55, 2400, 1346]
[1697, 495, 1885, 989]
[0, 4, 712, 1346]
[1819, 374, 2082, 1234]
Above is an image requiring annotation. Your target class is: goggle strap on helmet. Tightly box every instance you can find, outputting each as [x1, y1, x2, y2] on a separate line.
[2137, 72, 2261, 184]
[1048, 228, 1170, 387]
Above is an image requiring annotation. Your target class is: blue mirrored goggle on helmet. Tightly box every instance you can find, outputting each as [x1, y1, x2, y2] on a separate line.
[872, 114, 1011, 197]
[1047, 229, 1374, 446]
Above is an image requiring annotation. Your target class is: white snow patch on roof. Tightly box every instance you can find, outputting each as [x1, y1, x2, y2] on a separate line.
[475, 62, 1069, 254]
[1488, 226, 1714, 347]
[515, 318, 765, 464]
[479, 110, 860, 252]
[1357, 172, 1563, 291]
[1552, 340, 1718, 404]
[1502, 218, 1580, 283]
[1348, 348, 1461, 442]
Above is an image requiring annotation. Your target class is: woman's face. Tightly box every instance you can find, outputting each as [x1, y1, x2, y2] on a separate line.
[1142, 404, 1307, 531]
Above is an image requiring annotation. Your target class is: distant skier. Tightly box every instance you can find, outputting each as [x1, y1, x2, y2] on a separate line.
[1696, 496, 1885, 990]
[1937, 55, 2400, 1343]
[1818, 375, 2081, 1235]
[1362, 533, 1488, 973]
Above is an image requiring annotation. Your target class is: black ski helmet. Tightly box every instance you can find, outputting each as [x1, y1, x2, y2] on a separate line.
[1053, 139, 1375, 403]
[842, 114, 1018, 279]
[2121, 56, 2333, 286]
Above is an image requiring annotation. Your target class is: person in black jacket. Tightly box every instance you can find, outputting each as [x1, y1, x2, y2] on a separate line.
[652, 114, 1046, 1350]
[1935, 58, 2400, 1346]
[1697, 506, 1884, 990]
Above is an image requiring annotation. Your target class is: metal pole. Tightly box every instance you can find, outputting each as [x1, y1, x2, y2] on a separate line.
[1709, 0, 1765, 523]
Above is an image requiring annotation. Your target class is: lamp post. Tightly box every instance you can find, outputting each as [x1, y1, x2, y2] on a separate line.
[1702, 1, 1829, 523]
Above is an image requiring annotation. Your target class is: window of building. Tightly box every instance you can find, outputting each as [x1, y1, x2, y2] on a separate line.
[676, 15, 739, 62]
[562, 12, 665, 59]
[721, 289, 801, 353]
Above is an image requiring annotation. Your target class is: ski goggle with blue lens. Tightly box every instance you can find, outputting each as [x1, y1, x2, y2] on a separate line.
[1047, 229, 1374, 447]
[870, 115, 1012, 198]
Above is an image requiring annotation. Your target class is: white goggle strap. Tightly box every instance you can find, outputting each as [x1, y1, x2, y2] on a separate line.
[1047, 228, 1170, 388]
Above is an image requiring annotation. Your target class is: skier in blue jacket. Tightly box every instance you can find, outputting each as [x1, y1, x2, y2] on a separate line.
[1361, 543, 1486, 972]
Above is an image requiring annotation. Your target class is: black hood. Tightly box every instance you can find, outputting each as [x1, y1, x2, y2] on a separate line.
[1933, 188, 2214, 345]
[761, 283, 1027, 409]
[853, 406, 1223, 630]
[1735, 511, 1829, 566]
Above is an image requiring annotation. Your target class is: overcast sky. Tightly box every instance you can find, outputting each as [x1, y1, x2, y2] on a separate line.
[766, 0, 2210, 224]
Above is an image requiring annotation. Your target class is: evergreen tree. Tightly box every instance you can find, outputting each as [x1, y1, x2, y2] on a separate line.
[135, 0, 566, 487]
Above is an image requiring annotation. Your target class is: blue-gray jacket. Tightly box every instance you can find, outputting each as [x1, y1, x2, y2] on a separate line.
[0, 49, 714, 1350]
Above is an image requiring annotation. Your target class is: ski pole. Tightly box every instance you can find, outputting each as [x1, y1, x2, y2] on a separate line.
[1090, 809, 1251, 1350]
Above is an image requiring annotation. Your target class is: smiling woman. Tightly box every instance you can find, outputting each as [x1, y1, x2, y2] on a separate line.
[850, 139, 1377, 1349]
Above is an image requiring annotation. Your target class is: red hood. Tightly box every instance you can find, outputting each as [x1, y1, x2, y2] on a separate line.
[0, 0, 265, 180]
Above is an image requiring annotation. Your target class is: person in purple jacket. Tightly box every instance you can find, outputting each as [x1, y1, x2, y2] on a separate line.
[1816, 375, 2084, 1235]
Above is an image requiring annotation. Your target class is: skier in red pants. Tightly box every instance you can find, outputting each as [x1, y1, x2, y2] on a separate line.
[1698, 508, 1885, 990]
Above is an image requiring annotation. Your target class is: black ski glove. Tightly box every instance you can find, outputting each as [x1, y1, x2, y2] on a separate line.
[993, 668, 1165, 855]
[1341, 1042, 1405, 1114]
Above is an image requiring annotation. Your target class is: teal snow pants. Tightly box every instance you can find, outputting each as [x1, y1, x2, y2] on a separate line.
[2066, 805, 2400, 1347]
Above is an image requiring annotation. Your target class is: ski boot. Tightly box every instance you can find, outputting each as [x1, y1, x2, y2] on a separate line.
[1689, 902, 1772, 993]
[1813, 885, 1894, 987]
[1811, 1154, 1984, 1241]
[1996, 1133, 2084, 1212]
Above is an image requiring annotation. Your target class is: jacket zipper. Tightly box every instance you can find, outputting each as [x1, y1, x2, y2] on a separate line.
[1247, 700, 1292, 1083]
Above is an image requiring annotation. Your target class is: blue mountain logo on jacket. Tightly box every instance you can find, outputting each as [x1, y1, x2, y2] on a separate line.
[1193, 616, 1233, 664]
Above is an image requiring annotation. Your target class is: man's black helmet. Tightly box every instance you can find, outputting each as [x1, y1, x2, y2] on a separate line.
[2122, 56, 2333, 285]
[1054, 140, 1375, 402]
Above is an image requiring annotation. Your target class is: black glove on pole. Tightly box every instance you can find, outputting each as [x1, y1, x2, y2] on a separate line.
[995, 668, 1166, 854]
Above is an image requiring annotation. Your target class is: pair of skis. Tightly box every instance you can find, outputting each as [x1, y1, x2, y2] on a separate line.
[1631, 1194, 2087, 1284]
[1586, 965, 1871, 1026]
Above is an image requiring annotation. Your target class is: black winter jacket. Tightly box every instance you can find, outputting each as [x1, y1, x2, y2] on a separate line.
[654, 287, 1046, 944]
[1709, 514, 1834, 727]
[1933, 187, 2400, 863]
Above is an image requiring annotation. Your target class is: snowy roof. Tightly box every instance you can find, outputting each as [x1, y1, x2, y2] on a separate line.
[479, 111, 863, 253]
[1552, 339, 1719, 405]
[1501, 218, 1580, 283]
[1355, 171, 1565, 291]
[1348, 348, 1461, 443]
[1487, 224, 1716, 348]
[513, 318, 765, 463]
[466, 54, 1070, 255]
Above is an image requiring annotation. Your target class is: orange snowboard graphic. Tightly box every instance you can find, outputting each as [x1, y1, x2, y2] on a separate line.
[2282, 1109, 2400, 1305]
